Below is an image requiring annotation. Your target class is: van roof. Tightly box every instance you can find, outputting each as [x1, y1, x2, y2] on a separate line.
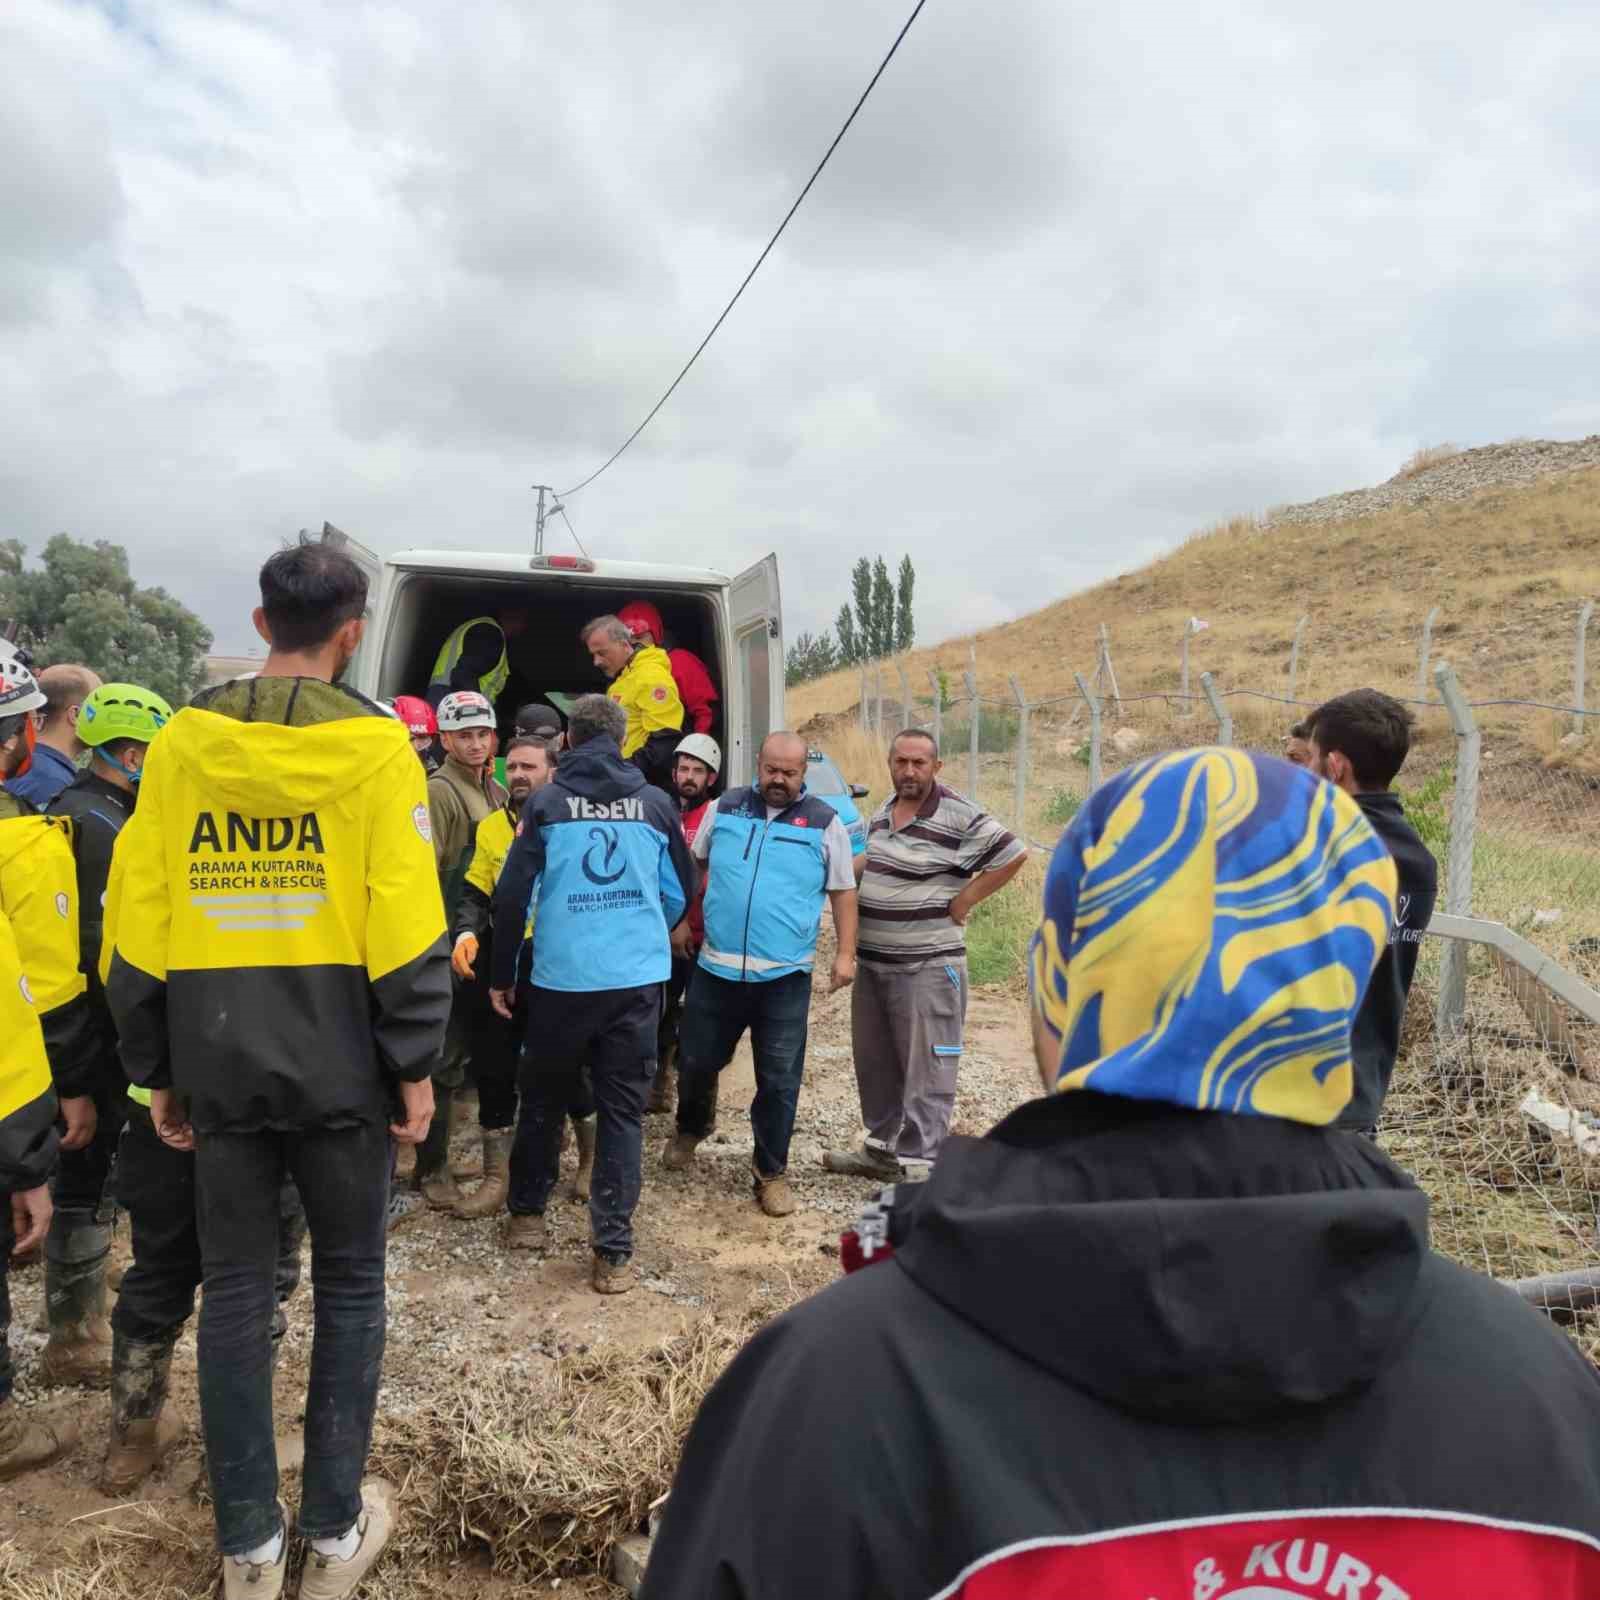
[386, 549, 731, 588]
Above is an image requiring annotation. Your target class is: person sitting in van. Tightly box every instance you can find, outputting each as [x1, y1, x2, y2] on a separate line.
[392, 695, 440, 773]
[582, 615, 685, 791]
[617, 601, 718, 739]
[513, 701, 564, 748]
[425, 610, 529, 713]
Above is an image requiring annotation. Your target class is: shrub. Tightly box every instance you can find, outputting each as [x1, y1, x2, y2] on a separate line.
[1044, 788, 1081, 826]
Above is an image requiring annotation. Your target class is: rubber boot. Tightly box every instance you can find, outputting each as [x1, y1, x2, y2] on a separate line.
[38, 1208, 113, 1390]
[568, 1115, 597, 1202]
[417, 1085, 463, 1210]
[0, 1395, 78, 1483]
[645, 1063, 676, 1116]
[100, 1330, 182, 1494]
[453, 1130, 512, 1219]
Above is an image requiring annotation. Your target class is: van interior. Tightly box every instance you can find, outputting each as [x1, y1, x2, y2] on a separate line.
[373, 572, 726, 745]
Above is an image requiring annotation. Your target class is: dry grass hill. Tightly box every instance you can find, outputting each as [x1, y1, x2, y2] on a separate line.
[788, 437, 1600, 756]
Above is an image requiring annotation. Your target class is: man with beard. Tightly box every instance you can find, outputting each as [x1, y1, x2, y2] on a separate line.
[826, 729, 1025, 1183]
[647, 734, 721, 1118]
[666, 732, 858, 1219]
[450, 737, 597, 1220]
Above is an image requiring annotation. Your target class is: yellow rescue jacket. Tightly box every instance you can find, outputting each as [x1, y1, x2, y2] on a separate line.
[1, 799, 89, 1190]
[104, 676, 452, 1134]
[609, 643, 685, 758]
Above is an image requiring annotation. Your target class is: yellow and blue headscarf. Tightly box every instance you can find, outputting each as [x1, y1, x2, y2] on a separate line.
[1030, 748, 1397, 1126]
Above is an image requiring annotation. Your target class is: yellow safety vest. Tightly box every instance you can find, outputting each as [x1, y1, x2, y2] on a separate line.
[431, 618, 510, 705]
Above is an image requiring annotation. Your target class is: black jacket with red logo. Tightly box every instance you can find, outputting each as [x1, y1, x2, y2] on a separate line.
[643, 1094, 1600, 1600]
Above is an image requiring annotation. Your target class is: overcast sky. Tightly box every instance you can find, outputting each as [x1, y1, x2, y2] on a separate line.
[5, 1, 1599, 656]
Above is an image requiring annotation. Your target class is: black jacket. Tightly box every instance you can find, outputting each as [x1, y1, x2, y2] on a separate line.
[645, 1094, 1600, 1599]
[48, 769, 134, 1032]
[1341, 790, 1438, 1130]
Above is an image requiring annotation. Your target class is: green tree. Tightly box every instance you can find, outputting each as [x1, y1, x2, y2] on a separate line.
[4, 535, 213, 707]
[870, 557, 893, 657]
[785, 629, 840, 687]
[850, 558, 874, 659]
[834, 604, 859, 667]
[895, 554, 916, 652]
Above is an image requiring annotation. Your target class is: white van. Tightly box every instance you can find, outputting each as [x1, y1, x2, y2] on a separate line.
[319, 526, 784, 790]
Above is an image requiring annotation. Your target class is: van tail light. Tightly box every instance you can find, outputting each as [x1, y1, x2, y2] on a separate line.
[529, 555, 596, 573]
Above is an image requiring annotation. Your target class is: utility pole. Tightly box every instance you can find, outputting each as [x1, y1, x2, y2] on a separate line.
[532, 484, 554, 556]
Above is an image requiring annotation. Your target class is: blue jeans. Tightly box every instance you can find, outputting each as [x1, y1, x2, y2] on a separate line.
[508, 984, 659, 1261]
[193, 1122, 388, 1553]
[676, 969, 813, 1177]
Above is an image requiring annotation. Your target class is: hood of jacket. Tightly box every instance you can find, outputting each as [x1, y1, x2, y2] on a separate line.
[165, 676, 410, 817]
[893, 1092, 1430, 1426]
[0, 809, 66, 874]
[552, 735, 648, 804]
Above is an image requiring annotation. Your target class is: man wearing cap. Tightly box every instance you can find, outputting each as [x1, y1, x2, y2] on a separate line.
[617, 601, 717, 741]
[642, 749, 1600, 1600]
[647, 732, 721, 1118]
[582, 615, 684, 791]
[408, 691, 507, 1213]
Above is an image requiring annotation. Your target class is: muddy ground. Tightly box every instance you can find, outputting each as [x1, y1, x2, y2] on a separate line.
[1, 957, 1038, 1596]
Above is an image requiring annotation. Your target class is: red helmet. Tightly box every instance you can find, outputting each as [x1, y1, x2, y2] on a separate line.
[392, 695, 437, 738]
[617, 600, 664, 646]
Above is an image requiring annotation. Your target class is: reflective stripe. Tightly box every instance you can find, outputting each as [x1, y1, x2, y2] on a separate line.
[699, 945, 800, 975]
[932, 1045, 962, 1057]
[430, 618, 510, 704]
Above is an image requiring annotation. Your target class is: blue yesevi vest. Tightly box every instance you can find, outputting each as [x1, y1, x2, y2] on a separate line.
[698, 786, 836, 984]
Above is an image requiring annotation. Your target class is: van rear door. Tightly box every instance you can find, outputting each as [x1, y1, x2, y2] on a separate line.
[730, 554, 784, 765]
[315, 523, 386, 697]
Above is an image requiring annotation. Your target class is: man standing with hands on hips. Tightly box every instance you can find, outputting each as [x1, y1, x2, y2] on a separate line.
[827, 729, 1025, 1183]
[666, 732, 858, 1219]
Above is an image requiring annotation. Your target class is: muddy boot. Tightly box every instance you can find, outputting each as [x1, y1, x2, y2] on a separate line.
[753, 1169, 798, 1218]
[100, 1330, 182, 1494]
[38, 1209, 113, 1390]
[568, 1115, 597, 1202]
[823, 1142, 903, 1182]
[453, 1130, 512, 1219]
[591, 1254, 637, 1295]
[0, 1396, 79, 1483]
[645, 1042, 677, 1115]
[503, 1212, 550, 1251]
[417, 1086, 463, 1211]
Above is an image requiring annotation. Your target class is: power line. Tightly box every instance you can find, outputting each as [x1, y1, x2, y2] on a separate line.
[557, 503, 590, 559]
[559, 0, 931, 499]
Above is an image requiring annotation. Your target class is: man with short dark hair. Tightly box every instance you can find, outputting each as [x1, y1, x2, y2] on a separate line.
[1305, 689, 1438, 1133]
[827, 728, 1026, 1182]
[1284, 719, 1312, 767]
[583, 614, 684, 790]
[513, 702, 564, 746]
[490, 694, 693, 1294]
[3, 662, 101, 809]
[642, 750, 1600, 1600]
[106, 536, 450, 1599]
[667, 732, 858, 1219]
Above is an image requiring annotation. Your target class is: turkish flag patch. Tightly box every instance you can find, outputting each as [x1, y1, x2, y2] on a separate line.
[652, 686, 669, 702]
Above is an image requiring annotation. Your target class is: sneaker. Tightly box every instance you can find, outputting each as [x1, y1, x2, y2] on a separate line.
[503, 1212, 550, 1251]
[753, 1172, 798, 1217]
[299, 1479, 397, 1600]
[591, 1255, 637, 1295]
[823, 1143, 902, 1181]
[662, 1132, 703, 1172]
[386, 1190, 424, 1234]
[221, 1502, 288, 1600]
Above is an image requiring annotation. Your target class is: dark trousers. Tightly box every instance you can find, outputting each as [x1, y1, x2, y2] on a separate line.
[466, 980, 522, 1131]
[508, 984, 659, 1261]
[658, 957, 695, 1067]
[51, 1069, 129, 1217]
[112, 1106, 305, 1347]
[0, 1201, 13, 1406]
[677, 969, 813, 1178]
[194, 1122, 388, 1553]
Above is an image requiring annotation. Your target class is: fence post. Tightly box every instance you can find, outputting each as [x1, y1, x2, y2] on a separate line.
[896, 661, 911, 731]
[1180, 623, 1192, 713]
[1099, 623, 1121, 718]
[963, 669, 980, 801]
[1574, 601, 1594, 735]
[874, 663, 885, 740]
[1009, 675, 1029, 832]
[1074, 671, 1102, 791]
[1288, 614, 1308, 704]
[1200, 671, 1232, 745]
[1416, 606, 1440, 700]
[859, 666, 868, 734]
[1434, 661, 1480, 1034]
[928, 669, 943, 752]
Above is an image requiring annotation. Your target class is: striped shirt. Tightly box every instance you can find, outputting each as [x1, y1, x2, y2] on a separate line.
[858, 784, 1025, 967]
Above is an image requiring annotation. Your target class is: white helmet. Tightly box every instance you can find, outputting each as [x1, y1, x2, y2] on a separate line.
[674, 732, 722, 776]
[0, 641, 46, 719]
[437, 690, 496, 733]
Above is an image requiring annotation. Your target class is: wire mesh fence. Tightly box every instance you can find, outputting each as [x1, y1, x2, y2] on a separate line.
[835, 630, 1600, 1358]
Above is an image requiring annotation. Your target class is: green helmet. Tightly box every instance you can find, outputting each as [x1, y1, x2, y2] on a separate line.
[78, 682, 173, 748]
